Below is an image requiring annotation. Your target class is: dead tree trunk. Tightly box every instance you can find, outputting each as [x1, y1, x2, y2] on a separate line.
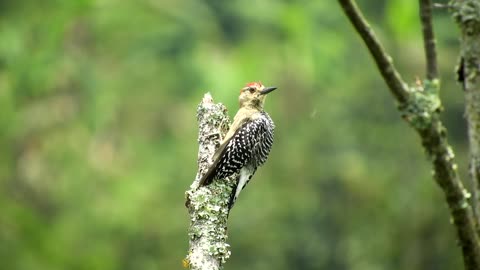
[184, 93, 238, 270]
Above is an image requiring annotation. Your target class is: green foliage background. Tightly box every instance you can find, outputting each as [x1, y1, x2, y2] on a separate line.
[0, 1, 467, 269]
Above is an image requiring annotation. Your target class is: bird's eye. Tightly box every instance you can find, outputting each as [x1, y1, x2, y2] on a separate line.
[248, 87, 255, 93]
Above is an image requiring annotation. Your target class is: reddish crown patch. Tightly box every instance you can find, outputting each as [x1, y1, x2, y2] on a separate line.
[246, 81, 263, 89]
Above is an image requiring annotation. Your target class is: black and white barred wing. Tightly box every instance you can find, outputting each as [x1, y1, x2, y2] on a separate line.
[198, 118, 269, 186]
[252, 115, 274, 167]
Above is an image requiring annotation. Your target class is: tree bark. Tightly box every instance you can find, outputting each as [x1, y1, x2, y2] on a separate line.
[338, 0, 480, 269]
[184, 93, 237, 270]
[452, 0, 480, 232]
[419, 0, 438, 80]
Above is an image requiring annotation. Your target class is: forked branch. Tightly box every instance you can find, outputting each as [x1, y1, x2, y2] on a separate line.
[338, 0, 480, 269]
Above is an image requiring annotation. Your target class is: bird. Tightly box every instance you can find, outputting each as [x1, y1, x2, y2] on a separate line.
[198, 82, 276, 209]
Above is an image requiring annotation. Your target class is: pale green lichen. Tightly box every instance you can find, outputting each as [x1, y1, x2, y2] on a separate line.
[186, 93, 236, 269]
[399, 79, 441, 130]
[456, 188, 473, 211]
[451, 0, 480, 26]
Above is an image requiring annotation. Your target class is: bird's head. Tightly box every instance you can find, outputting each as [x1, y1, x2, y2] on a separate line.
[239, 82, 277, 109]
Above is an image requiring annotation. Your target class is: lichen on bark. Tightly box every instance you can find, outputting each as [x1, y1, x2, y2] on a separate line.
[399, 79, 441, 131]
[184, 93, 237, 270]
[452, 0, 480, 230]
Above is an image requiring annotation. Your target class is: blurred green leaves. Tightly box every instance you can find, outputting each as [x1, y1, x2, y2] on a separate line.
[386, 0, 420, 38]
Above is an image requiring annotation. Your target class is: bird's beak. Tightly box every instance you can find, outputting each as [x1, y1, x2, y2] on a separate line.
[260, 86, 277, 95]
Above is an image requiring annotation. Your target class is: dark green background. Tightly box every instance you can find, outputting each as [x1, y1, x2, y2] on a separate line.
[0, 1, 466, 269]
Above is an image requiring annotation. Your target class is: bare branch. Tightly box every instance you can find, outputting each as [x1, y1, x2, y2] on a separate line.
[419, 0, 439, 79]
[337, 0, 409, 104]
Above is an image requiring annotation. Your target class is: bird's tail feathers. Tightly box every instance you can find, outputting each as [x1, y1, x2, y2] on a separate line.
[198, 166, 215, 186]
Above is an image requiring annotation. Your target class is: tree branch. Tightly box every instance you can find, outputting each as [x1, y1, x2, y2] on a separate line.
[419, 0, 438, 79]
[452, 0, 480, 232]
[184, 93, 237, 270]
[338, 1, 480, 269]
[337, 0, 409, 103]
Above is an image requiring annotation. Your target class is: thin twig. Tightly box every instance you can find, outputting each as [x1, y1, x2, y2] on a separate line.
[433, 3, 451, 9]
[419, 0, 439, 79]
[338, 0, 409, 104]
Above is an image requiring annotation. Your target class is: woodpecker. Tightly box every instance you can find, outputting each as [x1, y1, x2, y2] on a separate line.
[198, 82, 276, 209]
